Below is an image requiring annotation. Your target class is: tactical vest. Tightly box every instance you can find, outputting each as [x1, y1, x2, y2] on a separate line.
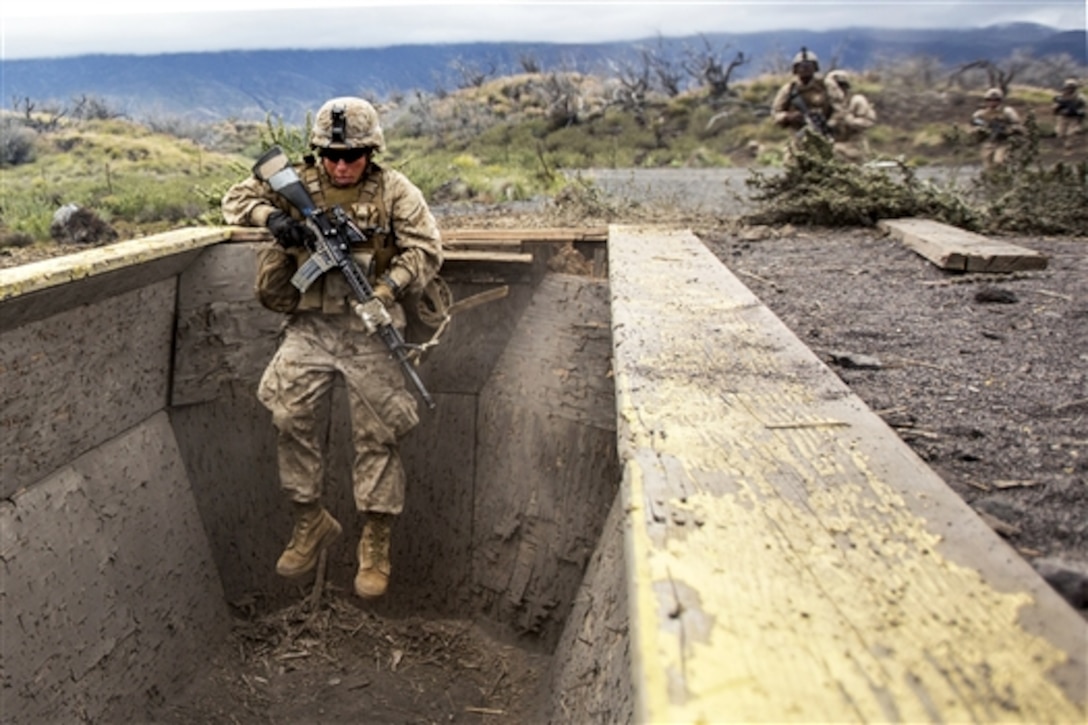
[293, 161, 395, 314]
[790, 78, 835, 121]
[973, 108, 1016, 141]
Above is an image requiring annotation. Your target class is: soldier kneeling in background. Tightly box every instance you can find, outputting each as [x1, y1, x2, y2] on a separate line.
[826, 70, 877, 163]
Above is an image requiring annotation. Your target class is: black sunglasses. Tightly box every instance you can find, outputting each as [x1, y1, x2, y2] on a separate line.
[320, 147, 369, 163]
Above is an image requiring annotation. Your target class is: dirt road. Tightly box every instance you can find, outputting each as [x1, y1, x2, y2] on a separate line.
[574, 165, 980, 216]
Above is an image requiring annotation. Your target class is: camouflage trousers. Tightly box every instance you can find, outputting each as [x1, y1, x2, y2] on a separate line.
[980, 140, 1011, 170]
[832, 137, 871, 164]
[1055, 116, 1082, 149]
[258, 310, 419, 514]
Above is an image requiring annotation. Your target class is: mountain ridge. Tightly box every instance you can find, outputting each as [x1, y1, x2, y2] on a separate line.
[3, 23, 1083, 123]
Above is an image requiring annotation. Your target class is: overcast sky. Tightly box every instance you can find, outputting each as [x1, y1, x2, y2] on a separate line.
[2, 1, 1084, 60]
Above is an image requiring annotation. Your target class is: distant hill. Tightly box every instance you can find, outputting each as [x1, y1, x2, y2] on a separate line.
[3, 23, 1083, 123]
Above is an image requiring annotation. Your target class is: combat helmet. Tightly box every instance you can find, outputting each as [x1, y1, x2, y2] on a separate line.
[984, 87, 1003, 101]
[792, 47, 819, 72]
[310, 97, 385, 152]
[1063, 78, 1079, 89]
[826, 69, 850, 88]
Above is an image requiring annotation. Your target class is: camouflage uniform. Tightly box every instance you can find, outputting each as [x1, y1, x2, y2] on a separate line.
[971, 88, 1024, 170]
[826, 70, 877, 163]
[222, 120, 442, 517]
[771, 48, 845, 160]
[1053, 79, 1086, 152]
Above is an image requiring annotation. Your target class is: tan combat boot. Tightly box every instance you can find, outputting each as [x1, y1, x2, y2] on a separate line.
[354, 513, 394, 599]
[276, 502, 342, 578]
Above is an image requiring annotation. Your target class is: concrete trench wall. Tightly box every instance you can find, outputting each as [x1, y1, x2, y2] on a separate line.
[0, 235, 624, 722]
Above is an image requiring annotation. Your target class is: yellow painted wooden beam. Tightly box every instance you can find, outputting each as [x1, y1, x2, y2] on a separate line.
[0, 227, 231, 302]
[607, 224, 1085, 723]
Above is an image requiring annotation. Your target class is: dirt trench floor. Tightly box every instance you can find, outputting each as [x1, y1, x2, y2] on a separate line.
[148, 591, 552, 724]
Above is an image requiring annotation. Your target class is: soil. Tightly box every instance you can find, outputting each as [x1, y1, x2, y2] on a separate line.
[146, 595, 551, 724]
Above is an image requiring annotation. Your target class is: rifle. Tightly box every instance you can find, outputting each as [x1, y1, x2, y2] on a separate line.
[1053, 96, 1086, 118]
[252, 145, 436, 410]
[971, 115, 1009, 141]
[788, 84, 833, 138]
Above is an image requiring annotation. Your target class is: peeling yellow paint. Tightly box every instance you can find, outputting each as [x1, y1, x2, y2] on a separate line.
[619, 375, 1083, 723]
[608, 226, 1085, 723]
[0, 227, 232, 302]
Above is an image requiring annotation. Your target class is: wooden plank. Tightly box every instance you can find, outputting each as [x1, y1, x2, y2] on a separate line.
[442, 237, 525, 250]
[441, 227, 607, 243]
[608, 224, 1085, 723]
[879, 217, 1048, 272]
[472, 274, 617, 649]
[443, 250, 532, 264]
[225, 227, 271, 242]
[226, 227, 534, 262]
[233, 227, 608, 244]
[0, 226, 231, 302]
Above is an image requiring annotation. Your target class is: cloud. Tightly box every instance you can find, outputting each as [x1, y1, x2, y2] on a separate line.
[3, 1, 1084, 60]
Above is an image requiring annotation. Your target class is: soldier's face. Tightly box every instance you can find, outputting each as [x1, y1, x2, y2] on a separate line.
[320, 148, 369, 187]
[795, 62, 816, 82]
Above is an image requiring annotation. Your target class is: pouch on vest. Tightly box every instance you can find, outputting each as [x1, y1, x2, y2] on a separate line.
[255, 245, 301, 313]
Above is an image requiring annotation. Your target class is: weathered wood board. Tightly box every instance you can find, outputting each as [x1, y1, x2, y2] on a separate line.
[608, 225, 1084, 723]
[879, 217, 1048, 272]
[440, 227, 607, 244]
[472, 273, 618, 650]
[0, 227, 231, 303]
[229, 225, 607, 250]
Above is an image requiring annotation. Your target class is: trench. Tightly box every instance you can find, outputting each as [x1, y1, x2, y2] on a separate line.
[6, 225, 1088, 722]
[0, 234, 629, 723]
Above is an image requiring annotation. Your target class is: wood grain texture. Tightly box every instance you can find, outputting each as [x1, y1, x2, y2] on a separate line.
[608, 225, 1084, 723]
[0, 227, 230, 302]
[471, 273, 619, 649]
[879, 217, 1048, 272]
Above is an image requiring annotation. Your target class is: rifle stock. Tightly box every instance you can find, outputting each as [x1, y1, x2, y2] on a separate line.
[252, 145, 436, 410]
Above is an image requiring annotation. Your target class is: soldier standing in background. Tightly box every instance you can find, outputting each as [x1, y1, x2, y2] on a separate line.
[825, 70, 877, 163]
[772, 47, 845, 160]
[971, 87, 1024, 171]
[1052, 78, 1085, 153]
[222, 97, 443, 601]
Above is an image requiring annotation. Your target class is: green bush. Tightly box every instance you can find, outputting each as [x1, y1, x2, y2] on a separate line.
[1, 117, 37, 167]
[745, 133, 979, 228]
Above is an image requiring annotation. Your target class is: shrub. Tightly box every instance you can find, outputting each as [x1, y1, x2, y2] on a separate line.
[969, 114, 1088, 235]
[0, 230, 35, 249]
[0, 118, 37, 167]
[744, 132, 979, 228]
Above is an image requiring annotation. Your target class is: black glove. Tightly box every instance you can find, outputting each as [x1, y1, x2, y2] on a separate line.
[266, 210, 314, 249]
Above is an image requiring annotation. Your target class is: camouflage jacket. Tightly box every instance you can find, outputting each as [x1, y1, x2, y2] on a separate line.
[772, 76, 845, 131]
[222, 158, 443, 314]
[1053, 92, 1086, 118]
[830, 93, 877, 142]
[971, 106, 1023, 142]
